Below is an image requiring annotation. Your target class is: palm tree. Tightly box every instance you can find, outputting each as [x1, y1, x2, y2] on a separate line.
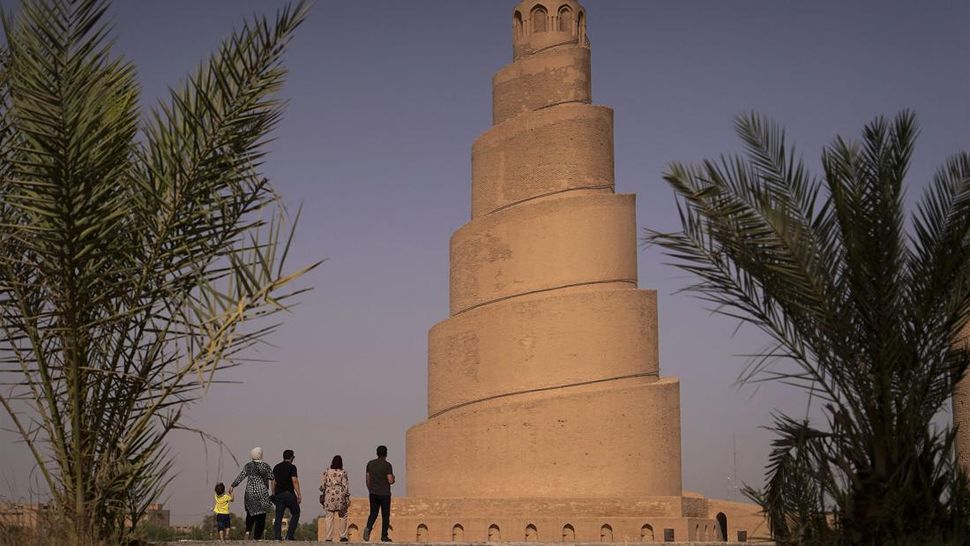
[0, 0, 318, 543]
[647, 111, 970, 545]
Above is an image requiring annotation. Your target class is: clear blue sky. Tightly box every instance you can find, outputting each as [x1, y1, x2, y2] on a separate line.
[1, 0, 967, 526]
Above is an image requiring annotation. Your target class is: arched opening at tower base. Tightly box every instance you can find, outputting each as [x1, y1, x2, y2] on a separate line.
[716, 512, 728, 541]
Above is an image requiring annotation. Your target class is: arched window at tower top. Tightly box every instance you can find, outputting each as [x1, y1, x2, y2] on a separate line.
[557, 5, 573, 33]
[578, 10, 587, 45]
[531, 6, 548, 33]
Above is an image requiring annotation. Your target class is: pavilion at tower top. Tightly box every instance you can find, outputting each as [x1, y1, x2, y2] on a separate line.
[512, 0, 589, 60]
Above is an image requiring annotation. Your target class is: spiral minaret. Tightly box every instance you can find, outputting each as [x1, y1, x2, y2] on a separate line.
[406, 0, 682, 501]
[325, 3, 770, 541]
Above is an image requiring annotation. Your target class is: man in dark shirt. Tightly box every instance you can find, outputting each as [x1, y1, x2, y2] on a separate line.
[363, 445, 395, 542]
[272, 449, 302, 540]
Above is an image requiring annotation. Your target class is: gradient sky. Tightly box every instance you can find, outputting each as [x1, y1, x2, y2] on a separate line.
[1, 0, 968, 526]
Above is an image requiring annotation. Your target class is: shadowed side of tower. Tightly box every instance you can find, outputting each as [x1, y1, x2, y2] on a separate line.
[405, 0, 683, 500]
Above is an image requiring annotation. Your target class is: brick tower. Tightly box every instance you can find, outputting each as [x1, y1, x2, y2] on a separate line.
[405, 0, 683, 503]
[324, 3, 768, 541]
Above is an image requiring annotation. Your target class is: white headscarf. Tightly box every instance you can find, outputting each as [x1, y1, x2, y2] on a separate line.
[250, 447, 263, 462]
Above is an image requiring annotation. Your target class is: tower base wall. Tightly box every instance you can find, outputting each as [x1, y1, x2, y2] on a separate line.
[316, 495, 770, 543]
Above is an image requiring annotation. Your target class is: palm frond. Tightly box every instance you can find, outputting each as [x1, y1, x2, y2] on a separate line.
[648, 111, 970, 543]
[0, 0, 318, 541]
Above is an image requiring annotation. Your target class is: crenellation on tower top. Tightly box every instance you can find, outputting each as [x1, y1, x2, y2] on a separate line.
[513, 0, 588, 60]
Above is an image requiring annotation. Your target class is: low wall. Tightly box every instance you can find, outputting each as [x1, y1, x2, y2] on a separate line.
[153, 540, 775, 546]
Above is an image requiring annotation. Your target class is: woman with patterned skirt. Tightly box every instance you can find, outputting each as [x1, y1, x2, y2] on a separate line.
[229, 447, 275, 539]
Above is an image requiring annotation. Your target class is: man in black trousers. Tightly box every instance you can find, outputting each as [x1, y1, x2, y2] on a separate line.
[363, 445, 395, 542]
[272, 449, 302, 540]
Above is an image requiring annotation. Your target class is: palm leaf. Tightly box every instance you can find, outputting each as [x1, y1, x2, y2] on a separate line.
[647, 111, 970, 544]
[0, 0, 318, 541]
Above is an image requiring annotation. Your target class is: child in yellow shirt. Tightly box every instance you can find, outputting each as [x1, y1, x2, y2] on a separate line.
[213, 482, 233, 541]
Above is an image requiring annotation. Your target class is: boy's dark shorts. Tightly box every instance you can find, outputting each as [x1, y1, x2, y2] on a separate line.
[216, 513, 231, 530]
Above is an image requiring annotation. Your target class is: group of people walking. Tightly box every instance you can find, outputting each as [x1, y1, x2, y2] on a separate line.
[215, 445, 395, 541]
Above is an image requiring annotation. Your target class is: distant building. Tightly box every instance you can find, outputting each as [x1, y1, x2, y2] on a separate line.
[143, 503, 171, 528]
[0, 501, 170, 534]
[0, 502, 47, 530]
